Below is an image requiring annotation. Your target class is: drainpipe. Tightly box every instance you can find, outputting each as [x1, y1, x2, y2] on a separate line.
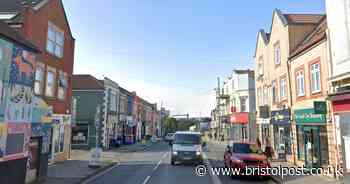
[287, 58, 296, 165]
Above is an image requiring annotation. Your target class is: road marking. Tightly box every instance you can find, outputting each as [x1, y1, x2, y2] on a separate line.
[203, 153, 222, 184]
[153, 160, 162, 171]
[81, 163, 119, 184]
[162, 152, 168, 159]
[142, 175, 151, 184]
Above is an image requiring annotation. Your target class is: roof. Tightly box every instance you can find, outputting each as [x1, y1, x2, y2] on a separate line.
[284, 14, 324, 25]
[254, 9, 325, 57]
[72, 74, 104, 90]
[0, 0, 75, 39]
[289, 16, 327, 59]
[0, 20, 39, 52]
[0, 0, 44, 12]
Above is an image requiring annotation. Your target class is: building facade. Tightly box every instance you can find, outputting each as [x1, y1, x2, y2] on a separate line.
[254, 9, 325, 161]
[326, 0, 350, 174]
[0, 21, 52, 184]
[0, 0, 75, 163]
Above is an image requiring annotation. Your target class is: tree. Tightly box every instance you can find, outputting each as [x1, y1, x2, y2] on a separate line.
[164, 117, 177, 134]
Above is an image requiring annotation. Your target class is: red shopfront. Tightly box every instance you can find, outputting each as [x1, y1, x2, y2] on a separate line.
[331, 94, 350, 173]
[230, 113, 249, 142]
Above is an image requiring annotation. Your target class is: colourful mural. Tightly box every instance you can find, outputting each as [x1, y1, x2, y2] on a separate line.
[0, 124, 7, 159]
[9, 47, 35, 87]
[32, 96, 52, 123]
[5, 123, 31, 161]
[0, 39, 13, 121]
[31, 123, 51, 153]
[5, 45, 36, 123]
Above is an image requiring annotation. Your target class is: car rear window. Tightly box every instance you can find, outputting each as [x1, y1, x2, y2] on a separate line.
[232, 143, 262, 154]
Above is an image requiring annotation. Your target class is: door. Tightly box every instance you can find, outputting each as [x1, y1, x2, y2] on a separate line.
[26, 137, 41, 183]
[304, 127, 321, 168]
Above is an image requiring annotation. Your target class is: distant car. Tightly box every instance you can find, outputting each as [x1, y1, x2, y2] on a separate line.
[164, 133, 174, 142]
[170, 131, 204, 165]
[224, 142, 270, 178]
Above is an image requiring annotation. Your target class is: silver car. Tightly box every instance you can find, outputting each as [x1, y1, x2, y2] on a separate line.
[170, 131, 204, 165]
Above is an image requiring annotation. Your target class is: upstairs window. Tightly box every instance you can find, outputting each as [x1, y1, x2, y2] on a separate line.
[240, 96, 247, 112]
[272, 80, 278, 103]
[45, 67, 56, 97]
[47, 22, 64, 58]
[310, 62, 321, 93]
[58, 71, 68, 100]
[296, 70, 305, 97]
[280, 78, 287, 99]
[34, 63, 45, 95]
[274, 42, 281, 65]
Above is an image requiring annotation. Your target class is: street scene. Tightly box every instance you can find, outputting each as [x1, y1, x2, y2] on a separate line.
[0, 0, 350, 184]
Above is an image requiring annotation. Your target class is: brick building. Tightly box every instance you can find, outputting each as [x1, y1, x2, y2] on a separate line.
[0, 0, 75, 163]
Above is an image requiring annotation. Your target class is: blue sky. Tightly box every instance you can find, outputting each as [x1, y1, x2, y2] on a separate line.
[63, 0, 325, 117]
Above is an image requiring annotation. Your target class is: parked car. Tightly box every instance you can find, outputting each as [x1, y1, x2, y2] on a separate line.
[170, 131, 205, 165]
[224, 142, 270, 178]
[164, 133, 175, 142]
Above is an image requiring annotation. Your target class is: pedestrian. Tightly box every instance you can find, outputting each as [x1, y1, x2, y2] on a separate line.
[264, 138, 274, 161]
[221, 134, 224, 142]
[256, 138, 261, 150]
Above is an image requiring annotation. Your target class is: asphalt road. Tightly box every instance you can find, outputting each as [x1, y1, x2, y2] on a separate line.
[85, 141, 275, 184]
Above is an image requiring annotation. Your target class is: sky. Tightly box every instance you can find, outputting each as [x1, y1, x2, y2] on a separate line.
[63, 0, 325, 117]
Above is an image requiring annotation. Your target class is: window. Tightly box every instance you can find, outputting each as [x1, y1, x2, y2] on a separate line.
[274, 42, 281, 65]
[257, 87, 262, 106]
[45, 67, 56, 97]
[54, 124, 65, 153]
[280, 78, 287, 99]
[263, 87, 268, 105]
[258, 56, 264, 76]
[240, 96, 247, 112]
[296, 70, 305, 96]
[58, 71, 68, 100]
[47, 22, 64, 58]
[34, 63, 45, 95]
[110, 91, 117, 111]
[272, 81, 277, 103]
[232, 79, 235, 90]
[310, 62, 321, 93]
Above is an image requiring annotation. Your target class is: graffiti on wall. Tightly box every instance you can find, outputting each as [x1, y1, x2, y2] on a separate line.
[5, 46, 36, 123]
[5, 123, 31, 160]
[31, 123, 51, 153]
[0, 39, 13, 122]
[0, 124, 7, 159]
[32, 96, 52, 123]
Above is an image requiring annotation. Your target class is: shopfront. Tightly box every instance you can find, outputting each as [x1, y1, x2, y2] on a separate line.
[331, 95, 350, 173]
[257, 106, 270, 149]
[295, 108, 329, 168]
[271, 109, 292, 160]
[230, 113, 248, 141]
[124, 116, 136, 144]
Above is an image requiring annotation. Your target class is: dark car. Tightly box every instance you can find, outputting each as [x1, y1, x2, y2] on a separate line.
[224, 142, 270, 178]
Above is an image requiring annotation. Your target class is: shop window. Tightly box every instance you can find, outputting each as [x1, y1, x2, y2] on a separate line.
[310, 62, 321, 93]
[72, 124, 89, 145]
[297, 126, 305, 160]
[54, 125, 65, 154]
[58, 71, 68, 100]
[34, 63, 45, 95]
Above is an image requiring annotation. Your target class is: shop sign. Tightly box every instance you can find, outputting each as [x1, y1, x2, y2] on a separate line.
[230, 113, 248, 124]
[259, 106, 270, 118]
[271, 109, 290, 125]
[294, 108, 326, 124]
[314, 101, 327, 114]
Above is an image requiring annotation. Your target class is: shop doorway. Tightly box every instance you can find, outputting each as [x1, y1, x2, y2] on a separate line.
[304, 127, 321, 168]
[26, 137, 41, 183]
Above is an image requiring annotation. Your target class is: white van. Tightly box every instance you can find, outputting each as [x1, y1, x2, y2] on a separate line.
[170, 131, 205, 165]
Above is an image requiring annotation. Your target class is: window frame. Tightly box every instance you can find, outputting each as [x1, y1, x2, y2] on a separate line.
[310, 61, 321, 94]
[46, 22, 64, 58]
[45, 66, 57, 98]
[57, 71, 68, 100]
[279, 77, 287, 100]
[274, 41, 281, 66]
[271, 80, 278, 103]
[295, 68, 305, 97]
[34, 62, 45, 95]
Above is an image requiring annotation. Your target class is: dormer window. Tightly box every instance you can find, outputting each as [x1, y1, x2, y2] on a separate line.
[47, 22, 64, 58]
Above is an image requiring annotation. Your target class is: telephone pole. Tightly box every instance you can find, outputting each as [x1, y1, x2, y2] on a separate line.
[216, 77, 221, 141]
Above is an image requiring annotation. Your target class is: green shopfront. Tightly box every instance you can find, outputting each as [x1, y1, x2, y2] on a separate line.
[294, 108, 329, 168]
